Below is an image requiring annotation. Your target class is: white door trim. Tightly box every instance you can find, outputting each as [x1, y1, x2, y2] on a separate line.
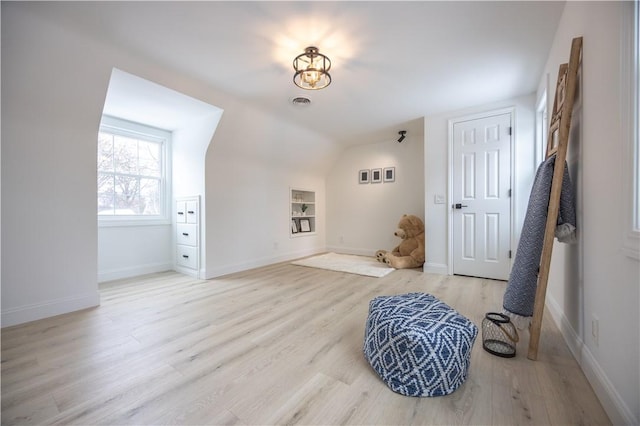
[447, 106, 516, 276]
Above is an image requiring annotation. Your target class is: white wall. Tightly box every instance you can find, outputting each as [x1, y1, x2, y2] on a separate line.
[1, 3, 340, 325]
[173, 116, 220, 200]
[1, 6, 106, 326]
[203, 103, 334, 278]
[325, 119, 425, 256]
[173, 112, 222, 278]
[540, 2, 639, 424]
[424, 94, 536, 274]
[98, 226, 173, 282]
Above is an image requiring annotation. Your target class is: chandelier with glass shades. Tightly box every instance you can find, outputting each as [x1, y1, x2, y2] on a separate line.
[293, 46, 332, 90]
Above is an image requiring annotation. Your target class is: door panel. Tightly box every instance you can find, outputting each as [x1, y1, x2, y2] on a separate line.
[485, 150, 499, 198]
[484, 213, 499, 261]
[452, 113, 511, 280]
[462, 213, 475, 259]
[463, 153, 476, 198]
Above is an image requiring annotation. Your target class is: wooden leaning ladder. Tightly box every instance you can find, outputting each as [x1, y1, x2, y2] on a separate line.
[528, 36, 583, 361]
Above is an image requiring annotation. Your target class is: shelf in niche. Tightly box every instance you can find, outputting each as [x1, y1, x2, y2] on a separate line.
[290, 188, 316, 237]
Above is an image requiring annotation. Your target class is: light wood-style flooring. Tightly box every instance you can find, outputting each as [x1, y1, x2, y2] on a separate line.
[2, 262, 610, 425]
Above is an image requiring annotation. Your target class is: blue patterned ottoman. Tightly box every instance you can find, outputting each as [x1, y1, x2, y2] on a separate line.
[363, 293, 478, 397]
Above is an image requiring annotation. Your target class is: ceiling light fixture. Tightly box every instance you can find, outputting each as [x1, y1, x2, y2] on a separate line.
[293, 46, 332, 90]
[397, 130, 407, 143]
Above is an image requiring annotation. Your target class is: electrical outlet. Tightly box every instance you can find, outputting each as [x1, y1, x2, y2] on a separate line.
[339, 236, 344, 244]
[591, 315, 599, 346]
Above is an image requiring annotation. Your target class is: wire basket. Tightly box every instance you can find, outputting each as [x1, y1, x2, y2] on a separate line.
[482, 312, 519, 358]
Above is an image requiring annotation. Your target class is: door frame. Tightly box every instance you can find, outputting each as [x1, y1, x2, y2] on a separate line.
[447, 107, 516, 277]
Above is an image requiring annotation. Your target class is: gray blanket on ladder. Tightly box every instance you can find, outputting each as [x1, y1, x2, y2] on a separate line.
[503, 155, 576, 318]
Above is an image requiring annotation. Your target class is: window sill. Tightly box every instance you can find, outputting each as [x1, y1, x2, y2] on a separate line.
[98, 217, 171, 228]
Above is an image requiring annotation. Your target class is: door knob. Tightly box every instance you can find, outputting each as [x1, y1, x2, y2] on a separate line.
[454, 203, 468, 209]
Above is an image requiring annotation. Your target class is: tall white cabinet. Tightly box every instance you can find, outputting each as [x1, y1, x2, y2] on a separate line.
[175, 196, 200, 277]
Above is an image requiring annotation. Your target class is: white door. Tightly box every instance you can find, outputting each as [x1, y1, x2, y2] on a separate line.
[452, 113, 512, 280]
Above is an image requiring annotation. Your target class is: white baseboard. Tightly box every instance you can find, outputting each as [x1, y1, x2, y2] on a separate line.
[1, 291, 100, 328]
[204, 247, 325, 279]
[174, 265, 200, 278]
[546, 295, 637, 426]
[98, 262, 173, 283]
[423, 262, 448, 275]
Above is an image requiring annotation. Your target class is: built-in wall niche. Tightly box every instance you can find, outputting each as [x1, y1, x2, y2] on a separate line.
[290, 188, 316, 237]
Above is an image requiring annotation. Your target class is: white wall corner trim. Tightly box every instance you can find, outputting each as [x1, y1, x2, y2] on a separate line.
[1, 292, 100, 328]
[546, 295, 637, 426]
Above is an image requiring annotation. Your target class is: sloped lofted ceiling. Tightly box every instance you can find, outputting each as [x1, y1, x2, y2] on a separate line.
[27, 1, 565, 146]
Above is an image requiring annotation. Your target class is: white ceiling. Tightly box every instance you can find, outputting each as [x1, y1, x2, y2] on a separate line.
[32, 1, 565, 145]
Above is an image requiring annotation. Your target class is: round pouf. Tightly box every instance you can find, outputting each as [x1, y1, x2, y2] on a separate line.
[363, 293, 478, 397]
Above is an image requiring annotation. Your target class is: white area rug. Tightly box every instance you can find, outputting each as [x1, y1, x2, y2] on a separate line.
[291, 252, 395, 278]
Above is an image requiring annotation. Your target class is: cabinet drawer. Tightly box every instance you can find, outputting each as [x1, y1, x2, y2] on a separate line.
[176, 245, 198, 269]
[185, 201, 198, 224]
[176, 201, 187, 223]
[176, 224, 197, 246]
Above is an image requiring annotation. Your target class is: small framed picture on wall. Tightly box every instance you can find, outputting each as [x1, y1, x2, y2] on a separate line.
[371, 168, 382, 183]
[291, 219, 298, 233]
[383, 167, 395, 182]
[359, 169, 370, 184]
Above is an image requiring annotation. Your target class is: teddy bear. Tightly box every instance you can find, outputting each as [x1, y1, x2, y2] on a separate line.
[375, 214, 425, 269]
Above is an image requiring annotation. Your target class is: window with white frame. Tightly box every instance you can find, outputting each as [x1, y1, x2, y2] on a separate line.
[623, 0, 640, 258]
[97, 116, 171, 223]
[634, 0, 640, 231]
[536, 90, 548, 166]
